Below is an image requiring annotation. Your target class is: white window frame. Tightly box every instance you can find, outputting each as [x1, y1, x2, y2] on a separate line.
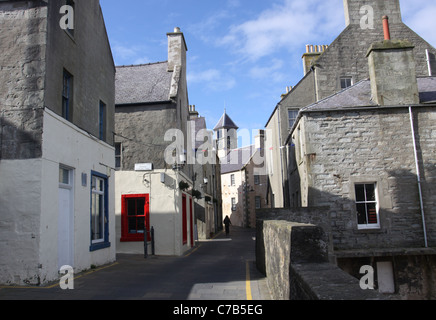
[288, 109, 299, 128]
[355, 183, 380, 230]
[340, 76, 353, 89]
[91, 175, 106, 245]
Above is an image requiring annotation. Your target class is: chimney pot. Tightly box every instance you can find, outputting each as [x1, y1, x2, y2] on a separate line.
[174, 27, 181, 33]
[382, 16, 391, 40]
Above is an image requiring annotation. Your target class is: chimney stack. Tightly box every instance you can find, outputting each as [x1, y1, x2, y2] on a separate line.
[167, 27, 188, 73]
[302, 44, 328, 75]
[367, 19, 419, 106]
[189, 105, 199, 120]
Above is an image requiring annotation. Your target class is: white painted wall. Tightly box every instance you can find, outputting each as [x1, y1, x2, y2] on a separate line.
[40, 108, 116, 281]
[115, 170, 194, 256]
[0, 159, 43, 285]
[0, 109, 116, 285]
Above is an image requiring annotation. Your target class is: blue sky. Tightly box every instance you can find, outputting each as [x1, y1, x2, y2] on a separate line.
[100, 0, 436, 144]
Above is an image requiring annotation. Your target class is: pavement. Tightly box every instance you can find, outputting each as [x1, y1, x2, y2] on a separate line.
[0, 226, 272, 301]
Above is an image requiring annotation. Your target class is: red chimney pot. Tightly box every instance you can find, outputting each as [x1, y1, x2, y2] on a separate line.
[383, 16, 391, 40]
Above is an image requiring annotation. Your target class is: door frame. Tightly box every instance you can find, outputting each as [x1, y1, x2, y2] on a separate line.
[58, 165, 75, 270]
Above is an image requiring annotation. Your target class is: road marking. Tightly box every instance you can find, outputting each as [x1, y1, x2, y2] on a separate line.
[246, 260, 253, 300]
[184, 244, 202, 257]
[184, 231, 225, 258]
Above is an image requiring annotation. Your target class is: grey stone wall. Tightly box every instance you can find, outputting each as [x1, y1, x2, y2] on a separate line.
[44, 0, 115, 146]
[297, 107, 436, 250]
[344, 0, 402, 27]
[256, 217, 383, 300]
[115, 104, 178, 171]
[0, 1, 48, 159]
[0, 0, 115, 161]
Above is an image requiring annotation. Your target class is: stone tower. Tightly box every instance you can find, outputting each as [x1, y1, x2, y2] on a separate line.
[213, 110, 238, 159]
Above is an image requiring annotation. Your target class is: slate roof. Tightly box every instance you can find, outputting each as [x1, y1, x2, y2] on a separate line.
[115, 61, 173, 105]
[220, 145, 257, 174]
[300, 76, 436, 113]
[214, 111, 239, 130]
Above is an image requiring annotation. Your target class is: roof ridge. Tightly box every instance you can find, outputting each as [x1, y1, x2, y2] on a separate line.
[116, 61, 168, 68]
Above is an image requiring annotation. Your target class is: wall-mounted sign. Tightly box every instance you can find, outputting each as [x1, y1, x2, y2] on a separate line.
[134, 163, 153, 171]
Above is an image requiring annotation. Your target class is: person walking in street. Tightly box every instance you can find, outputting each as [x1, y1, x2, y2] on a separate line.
[224, 215, 232, 236]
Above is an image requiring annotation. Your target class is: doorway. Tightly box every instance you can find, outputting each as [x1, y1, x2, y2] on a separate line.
[58, 166, 74, 270]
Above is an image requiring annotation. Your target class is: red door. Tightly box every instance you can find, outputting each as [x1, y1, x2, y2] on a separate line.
[182, 194, 187, 245]
[190, 197, 194, 247]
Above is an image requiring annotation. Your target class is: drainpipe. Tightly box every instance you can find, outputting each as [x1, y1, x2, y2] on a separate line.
[409, 107, 428, 248]
[426, 49, 433, 76]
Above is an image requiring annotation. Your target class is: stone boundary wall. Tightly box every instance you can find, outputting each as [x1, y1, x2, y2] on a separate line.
[256, 218, 384, 300]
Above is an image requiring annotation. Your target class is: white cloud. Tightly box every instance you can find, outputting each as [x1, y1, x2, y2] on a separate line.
[400, 0, 436, 47]
[249, 58, 287, 83]
[111, 42, 151, 66]
[188, 69, 236, 91]
[217, 0, 344, 62]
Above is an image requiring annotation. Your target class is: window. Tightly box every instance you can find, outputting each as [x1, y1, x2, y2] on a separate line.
[62, 69, 73, 121]
[355, 183, 380, 229]
[121, 194, 150, 242]
[340, 76, 353, 89]
[231, 198, 236, 211]
[115, 143, 122, 170]
[288, 109, 299, 128]
[99, 101, 107, 141]
[230, 174, 235, 186]
[227, 136, 231, 150]
[90, 171, 110, 251]
[255, 196, 261, 209]
[59, 167, 71, 185]
[254, 175, 260, 185]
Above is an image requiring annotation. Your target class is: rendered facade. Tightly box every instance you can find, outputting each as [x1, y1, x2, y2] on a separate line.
[0, 0, 116, 285]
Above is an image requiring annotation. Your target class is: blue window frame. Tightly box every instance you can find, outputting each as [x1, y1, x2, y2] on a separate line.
[90, 171, 110, 251]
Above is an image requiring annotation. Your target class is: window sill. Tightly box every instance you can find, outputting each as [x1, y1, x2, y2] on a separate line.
[90, 241, 111, 252]
[356, 226, 381, 232]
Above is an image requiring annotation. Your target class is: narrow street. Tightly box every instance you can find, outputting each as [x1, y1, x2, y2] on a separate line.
[0, 227, 271, 301]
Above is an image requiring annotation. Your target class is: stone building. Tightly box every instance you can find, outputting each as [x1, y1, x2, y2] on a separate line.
[114, 28, 197, 256]
[216, 111, 269, 228]
[188, 106, 223, 239]
[265, 0, 436, 208]
[286, 25, 436, 298]
[0, 0, 116, 285]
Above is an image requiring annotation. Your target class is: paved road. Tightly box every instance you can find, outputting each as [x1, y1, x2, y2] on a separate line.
[0, 227, 272, 301]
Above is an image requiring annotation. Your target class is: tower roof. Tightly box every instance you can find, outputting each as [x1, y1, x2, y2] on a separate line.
[213, 111, 239, 131]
